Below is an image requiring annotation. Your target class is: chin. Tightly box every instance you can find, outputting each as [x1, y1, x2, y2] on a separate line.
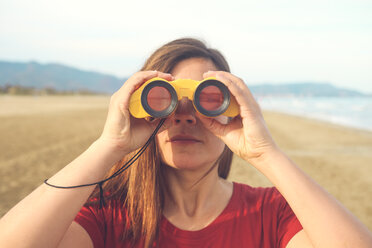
[162, 155, 216, 171]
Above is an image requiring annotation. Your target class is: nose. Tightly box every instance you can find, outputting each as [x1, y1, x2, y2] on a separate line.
[171, 98, 197, 125]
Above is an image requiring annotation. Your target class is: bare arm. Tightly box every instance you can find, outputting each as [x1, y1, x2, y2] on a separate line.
[200, 70, 372, 248]
[257, 149, 372, 248]
[58, 222, 94, 248]
[0, 140, 122, 248]
[0, 71, 174, 248]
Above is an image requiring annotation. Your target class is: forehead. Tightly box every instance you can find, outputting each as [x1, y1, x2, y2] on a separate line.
[171, 58, 217, 81]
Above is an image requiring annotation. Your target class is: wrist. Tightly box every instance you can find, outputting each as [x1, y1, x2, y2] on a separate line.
[91, 138, 129, 165]
[252, 147, 305, 188]
[247, 146, 288, 171]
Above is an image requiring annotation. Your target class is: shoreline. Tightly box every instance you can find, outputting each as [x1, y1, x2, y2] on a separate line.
[257, 96, 372, 132]
[262, 109, 372, 134]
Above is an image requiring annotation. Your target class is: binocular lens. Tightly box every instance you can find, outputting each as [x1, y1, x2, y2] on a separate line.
[131, 77, 238, 118]
[139, 78, 231, 118]
[198, 85, 224, 111]
[147, 86, 172, 111]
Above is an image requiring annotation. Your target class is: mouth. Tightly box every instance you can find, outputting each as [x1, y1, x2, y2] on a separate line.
[169, 134, 202, 144]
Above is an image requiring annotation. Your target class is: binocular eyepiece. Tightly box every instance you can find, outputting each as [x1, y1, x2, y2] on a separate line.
[129, 77, 239, 118]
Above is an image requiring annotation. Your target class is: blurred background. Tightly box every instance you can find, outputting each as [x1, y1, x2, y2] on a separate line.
[1, 0, 372, 231]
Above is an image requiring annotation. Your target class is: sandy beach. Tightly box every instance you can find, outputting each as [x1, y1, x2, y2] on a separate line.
[1, 95, 371, 231]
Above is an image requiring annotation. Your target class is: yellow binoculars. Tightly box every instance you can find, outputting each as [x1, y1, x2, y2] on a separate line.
[129, 77, 239, 118]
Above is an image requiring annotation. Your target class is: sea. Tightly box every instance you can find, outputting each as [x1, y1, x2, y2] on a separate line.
[256, 96, 372, 132]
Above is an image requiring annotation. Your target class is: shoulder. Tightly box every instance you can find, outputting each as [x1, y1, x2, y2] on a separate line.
[76, 197, 127, 226]
[234, 182, 283, 204]
[74, 198, 129, 248]
[232, 181, 291, 217]
[232, 182, 303, 247]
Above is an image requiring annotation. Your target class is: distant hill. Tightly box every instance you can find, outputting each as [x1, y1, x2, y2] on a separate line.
[0, 60, 369, 96]
[0, 61, 125, 94]
[249, 83, 368, 97]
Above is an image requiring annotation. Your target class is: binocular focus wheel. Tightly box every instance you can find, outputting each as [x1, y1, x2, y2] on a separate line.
[141, 80, 178, 118]
[194, 79, 230, 117]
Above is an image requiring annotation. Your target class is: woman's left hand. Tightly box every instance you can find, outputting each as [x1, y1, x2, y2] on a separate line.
[197, 71, 278, 166]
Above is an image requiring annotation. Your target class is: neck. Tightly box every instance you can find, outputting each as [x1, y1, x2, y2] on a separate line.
[162, 163, 233, 230]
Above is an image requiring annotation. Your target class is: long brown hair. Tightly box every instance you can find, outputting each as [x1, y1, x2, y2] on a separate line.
[91, 38, 234, 247]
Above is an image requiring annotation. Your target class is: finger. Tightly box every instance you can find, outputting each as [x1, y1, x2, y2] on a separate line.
[132, 71, 175, 91]
[204, 71, 261, 117]
[116, 71, 173, 110]
[120, 71, 171, 96]
[204, 71, 253, 104]
[196, 113, 228, 139]
[156, 71, 174, 81]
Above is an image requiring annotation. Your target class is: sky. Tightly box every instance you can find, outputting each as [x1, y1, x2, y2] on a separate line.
[1, 0, 371, 93]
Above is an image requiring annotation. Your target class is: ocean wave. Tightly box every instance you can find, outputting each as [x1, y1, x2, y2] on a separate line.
[257, 96, 372, 131]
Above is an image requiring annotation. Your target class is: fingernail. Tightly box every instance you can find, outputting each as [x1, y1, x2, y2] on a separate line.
[216, 73, 226, 80]
[165, 73, 174, 80]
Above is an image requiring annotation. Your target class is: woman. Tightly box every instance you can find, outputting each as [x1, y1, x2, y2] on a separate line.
[0, 38, 371, 248]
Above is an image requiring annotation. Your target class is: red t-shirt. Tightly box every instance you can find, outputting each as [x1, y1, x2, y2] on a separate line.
[75, 182, 303, 248]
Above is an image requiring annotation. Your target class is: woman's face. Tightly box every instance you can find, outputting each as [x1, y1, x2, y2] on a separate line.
[156, 57, 228, 171]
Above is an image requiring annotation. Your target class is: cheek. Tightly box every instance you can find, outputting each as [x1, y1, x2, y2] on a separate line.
[209, 134, 226, 154]
[155, 131, 170, 162]
[155, 132, 167, 153]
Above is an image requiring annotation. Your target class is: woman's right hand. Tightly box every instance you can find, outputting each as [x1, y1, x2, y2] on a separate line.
[98, 71, 174, 156]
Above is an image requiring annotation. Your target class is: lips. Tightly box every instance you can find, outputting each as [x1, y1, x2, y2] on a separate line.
[169, 134, 202, 143]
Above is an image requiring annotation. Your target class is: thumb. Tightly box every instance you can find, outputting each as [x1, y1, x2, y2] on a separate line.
[197, 113, 227, 139]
